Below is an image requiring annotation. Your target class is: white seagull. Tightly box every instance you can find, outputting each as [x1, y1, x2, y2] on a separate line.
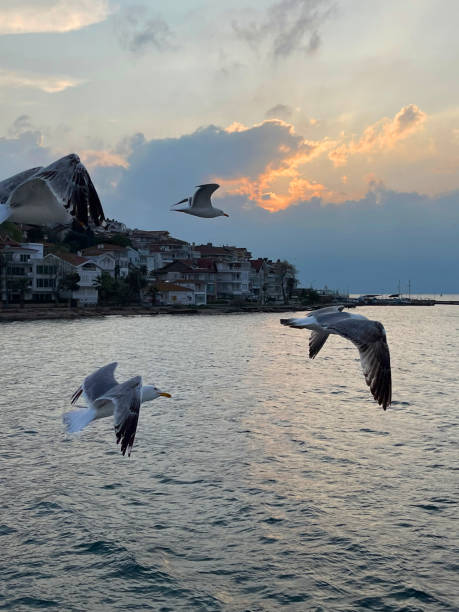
[281, 305, 392, 409]
[171, 183, 229, 218]
[0, 153, 105, 229]
[63, 362, 171, 456]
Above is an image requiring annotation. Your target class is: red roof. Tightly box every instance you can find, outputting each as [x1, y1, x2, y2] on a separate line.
[154, 281, 192, 292]
[55, 252, 91, 266]
[250, 259, 264, 271]
[82, 245, 127, 256]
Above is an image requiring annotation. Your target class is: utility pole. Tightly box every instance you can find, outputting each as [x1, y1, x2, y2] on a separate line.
[408, 280, 411, 299]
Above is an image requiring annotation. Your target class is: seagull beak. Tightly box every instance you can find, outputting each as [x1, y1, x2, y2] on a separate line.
[159, 392, 172, 398]
[223, 213, 229, 217]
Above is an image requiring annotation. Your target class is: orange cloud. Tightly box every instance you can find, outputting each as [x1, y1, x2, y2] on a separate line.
[212, 106, 427, 211]
[217, 146, 342, 211]
[329, 104, 427, 166]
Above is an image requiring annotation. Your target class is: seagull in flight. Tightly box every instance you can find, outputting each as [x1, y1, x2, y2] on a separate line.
[281, 305, 392, 409]
[171, 183, 229, 218]
[63, 362, 171, 456]
[0, 153, 105, 230]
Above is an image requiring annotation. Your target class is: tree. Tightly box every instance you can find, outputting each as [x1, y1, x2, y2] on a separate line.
[59, 272, 81, 306]
[94, 271, 116, 304]
[126, 265, 148, 303]
[0, 221, 22, 242]
[298, 288, 320, 305]
[104, 234, 133, 248]
[274, 260, 298, 304]
[9, 277, 29, 307]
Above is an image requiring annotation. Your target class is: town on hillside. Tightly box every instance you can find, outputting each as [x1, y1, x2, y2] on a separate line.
[0, 219, 320, 308]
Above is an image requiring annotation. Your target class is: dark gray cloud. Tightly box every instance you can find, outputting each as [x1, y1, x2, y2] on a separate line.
[232, 0, 335, 59]
[114, 5, 174, 54]
[94, 124, 458, 293]
[265, 104, 293, 119]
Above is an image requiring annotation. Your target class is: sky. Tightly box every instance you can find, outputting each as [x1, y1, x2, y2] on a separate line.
[0, 0, 458, 293]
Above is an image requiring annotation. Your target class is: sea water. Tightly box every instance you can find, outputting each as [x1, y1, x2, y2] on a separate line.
[0, 306, 458, 610]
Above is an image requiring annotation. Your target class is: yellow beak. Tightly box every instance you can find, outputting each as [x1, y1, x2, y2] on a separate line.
[159, 392, 172, 398]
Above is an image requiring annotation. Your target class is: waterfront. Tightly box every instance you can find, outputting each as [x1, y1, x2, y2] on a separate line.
[1, 307, 458, 610]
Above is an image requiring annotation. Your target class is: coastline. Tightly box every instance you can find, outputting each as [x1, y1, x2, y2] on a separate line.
[1, 298, 455, 323]
[0, 304, 308, 322]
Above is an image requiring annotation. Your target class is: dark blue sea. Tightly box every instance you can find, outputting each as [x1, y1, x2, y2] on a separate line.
[0, 306, 458, 610]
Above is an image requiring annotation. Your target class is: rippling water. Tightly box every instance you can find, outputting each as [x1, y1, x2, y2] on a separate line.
[1, 306, 458, 611]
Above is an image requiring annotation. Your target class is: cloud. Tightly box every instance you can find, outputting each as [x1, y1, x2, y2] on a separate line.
[0, 69, 82, 93]
[80, 150, 129, 169]
[0, 0, 110, 35]
[329, 104, 427, 166]
[19, 116, 453, 292]
[265, 104, 293, 120]
[0, 117, 54, 179]
[232, 0, 335, 59]
[114, 5, 174, 54]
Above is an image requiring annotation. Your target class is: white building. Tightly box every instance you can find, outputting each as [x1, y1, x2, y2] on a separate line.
[45, 253, 101, 305]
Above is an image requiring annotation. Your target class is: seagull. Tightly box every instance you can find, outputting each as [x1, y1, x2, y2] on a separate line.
[281, 305, 391, 409]
[63, 362, 171, 456]
[170, 183, 229, 218]
[0, 153, 105, 229]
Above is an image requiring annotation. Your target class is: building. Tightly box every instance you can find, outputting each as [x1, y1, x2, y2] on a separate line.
[215, 260, 251, 300]
[0, 240, 44, 303]
[249, 259, 268, 303]
[151, 281, 196, 306]
[80, 244, 133, 277]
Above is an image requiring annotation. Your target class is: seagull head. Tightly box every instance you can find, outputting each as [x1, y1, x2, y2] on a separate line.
[216, 209, 229, 217]
[141, 384, 172, 402]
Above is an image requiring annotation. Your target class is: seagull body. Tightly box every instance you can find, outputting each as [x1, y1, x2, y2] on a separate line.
[281, 305, 392, 409]
[0, 153, 105, 229]
[63, 362, 171, 456]
[171, 183, 229, 218]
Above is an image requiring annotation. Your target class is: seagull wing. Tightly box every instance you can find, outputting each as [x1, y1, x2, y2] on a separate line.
[71, 362, 118, 406]
[321, 318, 392, 409]
[170, 197, 190, 210]
[0, 167, 43, 205]
[190, 183, 219, 209]
[31, 154, 105, 227]
[95, 376, 142, 456]
[309, 331, 329, 359]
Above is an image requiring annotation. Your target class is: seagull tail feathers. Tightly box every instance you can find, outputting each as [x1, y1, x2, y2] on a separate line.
[280, 318, 303, 328]
[63, 406, 96, 433]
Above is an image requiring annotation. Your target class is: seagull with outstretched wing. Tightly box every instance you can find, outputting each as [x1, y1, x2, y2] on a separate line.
[0, 153, 105, 229]
[281, 306, 392, 410]
[170, 183, 229, 218]
[63, 362, 171, 456]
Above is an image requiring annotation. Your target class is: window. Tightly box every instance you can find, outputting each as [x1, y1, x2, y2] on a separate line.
[36, 278, 55, 288]
[20, 254, 30, 262]
[7, 266, 25, 276]
[36, 265, 57, 275]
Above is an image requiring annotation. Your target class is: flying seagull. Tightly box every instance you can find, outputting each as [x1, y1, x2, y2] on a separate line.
[281, 305, 392, 409]
[0, 153, 105, 229]
[170, 183, 229, 218]
[63, 362, 171, 456]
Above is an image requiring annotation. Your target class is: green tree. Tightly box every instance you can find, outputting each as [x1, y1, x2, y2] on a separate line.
[104, 234, 133, 248]
[9, 277, 29, 307]
[94, 271, 116, 304]
[275, 260, 298, 304]
[0, 221, 22, 242]
[59, 272, 81, 306]
[126, 265, 148, 303]
[298, 288, 320, 305]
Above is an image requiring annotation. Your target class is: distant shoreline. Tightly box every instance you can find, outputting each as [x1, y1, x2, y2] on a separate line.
[1, 298, 456, 323]
[0, 304, 308, 322]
